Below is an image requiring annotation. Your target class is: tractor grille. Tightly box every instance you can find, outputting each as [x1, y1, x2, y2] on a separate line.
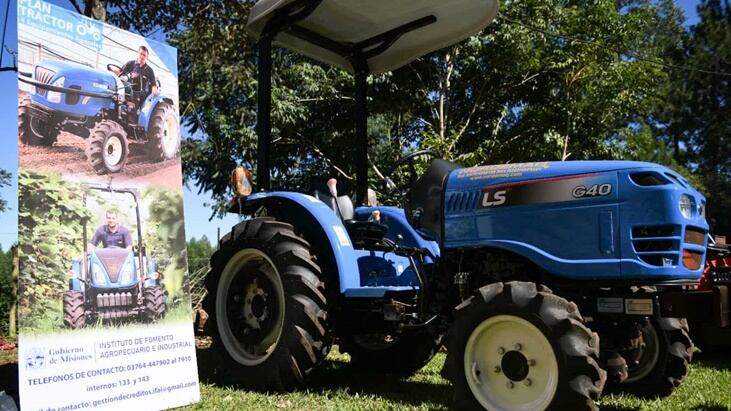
[99, 308, 137, 320]
[632, 225, 680, 266]
[446, 190, 480, 212]
[96, 292, 134, 308]
[34, 66, 56, 97]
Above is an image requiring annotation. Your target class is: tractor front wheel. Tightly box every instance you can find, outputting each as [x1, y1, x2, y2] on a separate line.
[146, 102, 179, 161]
[18, 96, 56, 146]
[442, 282, 605, 411]
[609, 317, 692, 398]
[86, 120, 129, 174]
[63, 290, 86, 329]
[203, 217, 331, 389]
[142, 286, 166, 322]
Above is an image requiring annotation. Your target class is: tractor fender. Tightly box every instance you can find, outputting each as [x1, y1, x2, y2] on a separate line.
[139, 94, 175, 132]
[238, 192, 361, 293]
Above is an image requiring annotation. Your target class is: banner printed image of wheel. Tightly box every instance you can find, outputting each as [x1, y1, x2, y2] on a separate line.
[86, 120, 129, 174]
[147, 102, 180, 161]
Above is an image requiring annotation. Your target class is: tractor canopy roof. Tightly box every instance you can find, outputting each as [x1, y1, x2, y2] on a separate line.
[247, 0, 499, 74]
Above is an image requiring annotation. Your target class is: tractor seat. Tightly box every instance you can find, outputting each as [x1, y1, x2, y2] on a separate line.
[311, 179, 388, 247]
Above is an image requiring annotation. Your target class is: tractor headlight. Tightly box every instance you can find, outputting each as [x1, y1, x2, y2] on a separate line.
[46, 77, 65, 103]
[679, 195, 693, 219]
[91, 262, 107, 285]
[119, 260, 135, 284]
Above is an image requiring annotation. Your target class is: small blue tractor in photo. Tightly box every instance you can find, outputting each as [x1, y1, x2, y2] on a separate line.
[18, 59, 179, 174]
[63, 184, 166, 328]
[200, 1, 717, 410]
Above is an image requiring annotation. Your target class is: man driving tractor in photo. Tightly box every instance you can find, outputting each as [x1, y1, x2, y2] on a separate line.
[89, 208, 132, 249]
[112, 45, 158, 122]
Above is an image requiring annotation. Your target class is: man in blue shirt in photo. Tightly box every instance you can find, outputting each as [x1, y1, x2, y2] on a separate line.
[89, 209, 132, 249]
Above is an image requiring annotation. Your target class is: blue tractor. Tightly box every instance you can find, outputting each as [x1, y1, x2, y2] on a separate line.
[18, 59, 179, 174]
[63, 184, 165, 328]
[202, 1, 714, 410]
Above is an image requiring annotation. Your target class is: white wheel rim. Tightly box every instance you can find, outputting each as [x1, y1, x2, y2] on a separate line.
[216, 249, 285, 366]
[463, 315, 559, 411]
[105, 136, 123, 166]
[162, 113, 179, 157]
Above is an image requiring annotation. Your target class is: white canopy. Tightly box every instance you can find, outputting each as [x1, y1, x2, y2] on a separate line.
[247, 0, 499, 74]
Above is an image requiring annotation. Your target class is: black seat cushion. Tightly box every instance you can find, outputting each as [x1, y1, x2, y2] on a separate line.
[344, 219, 388, 247]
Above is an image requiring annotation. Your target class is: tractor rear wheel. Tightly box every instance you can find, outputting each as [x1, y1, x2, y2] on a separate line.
[63, 290, 85, 329]
[442, 282, 605, 411]
[18, 95, 56, 146]
[203, 217, 331, 390]
[609, 317, 692, 398]
[146, 102, 179, 161]
[86, 120, 129, 174]
[142, 286, 166, 322]
[342, 329, 441, 378]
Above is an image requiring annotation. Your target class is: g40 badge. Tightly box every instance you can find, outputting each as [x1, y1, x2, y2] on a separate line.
[572, 184, 612, 198]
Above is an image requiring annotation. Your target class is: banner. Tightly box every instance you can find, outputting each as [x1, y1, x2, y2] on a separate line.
[16, 1, 200, 410]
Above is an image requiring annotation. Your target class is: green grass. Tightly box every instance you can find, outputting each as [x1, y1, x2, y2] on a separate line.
[181, 347, 731, 411]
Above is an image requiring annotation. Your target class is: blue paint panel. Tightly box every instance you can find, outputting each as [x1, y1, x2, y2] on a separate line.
[88, 250, 139, 289]
[355, 206, 440, 259]
[139, 94, 174, 132]
[30, 60, 117, 118]
[245, 192, 361, 293]
[444, 161, 709, 281]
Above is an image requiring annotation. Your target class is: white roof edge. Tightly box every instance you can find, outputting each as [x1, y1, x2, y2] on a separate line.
[247, 0, 499, 74]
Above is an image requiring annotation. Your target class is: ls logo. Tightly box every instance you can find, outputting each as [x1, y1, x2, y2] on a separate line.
[482, 190, 507, 207]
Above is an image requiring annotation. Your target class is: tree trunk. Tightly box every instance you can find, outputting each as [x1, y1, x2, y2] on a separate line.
[84, 0, 107, 21]
[9, 245, 18, 338]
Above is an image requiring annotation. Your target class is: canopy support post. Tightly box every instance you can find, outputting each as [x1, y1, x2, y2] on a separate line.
[353, 59, 369, 206]
[257, 36, 272, 192]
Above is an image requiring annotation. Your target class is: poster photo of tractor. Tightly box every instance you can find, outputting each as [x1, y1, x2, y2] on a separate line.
[16, 172, 191, 333]
[16, 14, 180, 181]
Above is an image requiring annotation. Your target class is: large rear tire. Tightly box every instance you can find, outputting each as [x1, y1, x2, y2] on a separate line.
[63, 290, 85, 329]
[203, 217, 331, 389]
[146, 102, 179, 160]
[609, 317, 692, 398]
[341, 329, 441, 378]
[86, 120, 129, 174]
[442, 282, 605, 411]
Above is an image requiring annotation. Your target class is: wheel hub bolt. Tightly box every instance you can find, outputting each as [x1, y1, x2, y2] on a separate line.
[493, 366, 501, 373]
[524, 378, 532, 386]
[514, 343, 522, 351]
[498, 347, 505, 355]
[506, 381, 514, 389]
[528, 359, 536, 366]
[233, 295, 241, 302]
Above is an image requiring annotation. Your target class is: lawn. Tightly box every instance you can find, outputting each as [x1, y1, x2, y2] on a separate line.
[1, 344, 729, 410]
[181, 347, 731, 411]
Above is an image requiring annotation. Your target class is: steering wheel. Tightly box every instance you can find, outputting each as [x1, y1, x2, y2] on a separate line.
[382, 150, 437, 198]
[107, 63, 123, 73]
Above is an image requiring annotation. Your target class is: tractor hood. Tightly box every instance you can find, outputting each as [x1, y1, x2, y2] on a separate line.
[447, 160, 671, 192]
[89, 247, 138, 288]
[33, 60, 120, 93]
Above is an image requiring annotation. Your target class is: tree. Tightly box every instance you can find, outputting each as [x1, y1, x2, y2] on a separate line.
[186, 236, 213, 275]
[654, 0, 731, 236]
[171, 0, 682, 214]
[0, 169, 11, 213]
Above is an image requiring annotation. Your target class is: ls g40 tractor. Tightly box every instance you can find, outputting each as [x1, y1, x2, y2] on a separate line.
[18, 59, 180, 174]
[202, 1, 715, 410]
[64, 184, 165, 328]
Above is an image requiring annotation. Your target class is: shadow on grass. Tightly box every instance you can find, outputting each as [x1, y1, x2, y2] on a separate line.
[196, 347, 452, 409]
[693, 350, 731, 372]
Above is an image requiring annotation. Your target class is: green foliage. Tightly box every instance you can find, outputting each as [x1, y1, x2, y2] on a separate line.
[0, 247, 11, 335]
[0, 169, 10, 214]
[17, 171, 92, 330]
[187, 236, 213, 275]
[143, 189, 189, 304]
